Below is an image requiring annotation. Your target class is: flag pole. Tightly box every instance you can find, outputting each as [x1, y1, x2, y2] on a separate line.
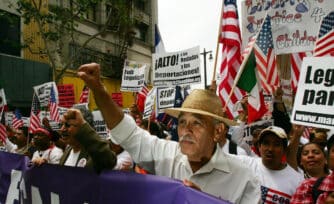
[222, 11, 269, 109]
[223, 48, 251, 109]
[222, 17, 265, 109]
[211, 2, 224, 85]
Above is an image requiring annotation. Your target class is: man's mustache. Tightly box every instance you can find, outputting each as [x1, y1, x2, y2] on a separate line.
[179, 134, 196, 143]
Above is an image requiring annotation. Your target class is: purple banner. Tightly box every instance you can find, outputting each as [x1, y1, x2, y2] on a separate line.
[0, 152, 230, 204]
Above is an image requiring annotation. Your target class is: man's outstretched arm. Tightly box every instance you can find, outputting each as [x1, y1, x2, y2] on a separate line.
[77, 63, 124, 129]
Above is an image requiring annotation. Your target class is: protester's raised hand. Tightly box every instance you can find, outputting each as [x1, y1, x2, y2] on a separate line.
[290, 124, 305, 138]
[64, 109, 86, 127]
[77, 63, 103, 91]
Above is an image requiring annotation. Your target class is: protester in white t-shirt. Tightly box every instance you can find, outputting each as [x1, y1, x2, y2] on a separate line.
[233, 126, 304, 204]
[31, 128, 63, 165]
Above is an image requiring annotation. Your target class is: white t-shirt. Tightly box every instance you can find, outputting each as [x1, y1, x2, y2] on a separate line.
[32, 146, 63, 164]
[221, 139, 248, 156]
[64, 149, 81, 167]
[236, 156, 304, 204]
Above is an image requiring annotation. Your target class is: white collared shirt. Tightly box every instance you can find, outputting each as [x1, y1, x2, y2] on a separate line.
[110, 114, 261, 204]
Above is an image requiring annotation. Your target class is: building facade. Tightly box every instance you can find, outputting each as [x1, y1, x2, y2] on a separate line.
[0, 0, 158, 113]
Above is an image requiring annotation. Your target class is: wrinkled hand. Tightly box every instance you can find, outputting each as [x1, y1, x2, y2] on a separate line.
[31, 158, 47, 166]
[77, 63, 104, 91]
[65, 109, 86, 127]
[183, 179, 202, 191]
[120, 161, 133, 171]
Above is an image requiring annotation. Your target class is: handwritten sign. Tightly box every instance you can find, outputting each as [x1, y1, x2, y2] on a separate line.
[121, 60, 148, 92]
[241, 0, 334, 54]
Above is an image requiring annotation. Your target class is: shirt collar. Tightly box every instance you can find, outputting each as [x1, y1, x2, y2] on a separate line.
[192, 144, 231, 175]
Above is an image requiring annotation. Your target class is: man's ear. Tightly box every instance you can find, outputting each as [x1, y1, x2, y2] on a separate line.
[213, 123, 223, 143]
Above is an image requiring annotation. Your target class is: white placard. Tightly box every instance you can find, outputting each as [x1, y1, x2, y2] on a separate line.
[291, 57, 334, 129]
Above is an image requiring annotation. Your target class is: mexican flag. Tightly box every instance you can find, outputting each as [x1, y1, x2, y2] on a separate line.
[237, 50, 267, 123]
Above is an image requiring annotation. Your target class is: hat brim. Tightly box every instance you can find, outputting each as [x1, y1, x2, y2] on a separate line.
[164, 108, 239, 127]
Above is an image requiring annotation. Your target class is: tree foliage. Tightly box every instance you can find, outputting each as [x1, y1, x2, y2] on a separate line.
[8, 0, 135, 82]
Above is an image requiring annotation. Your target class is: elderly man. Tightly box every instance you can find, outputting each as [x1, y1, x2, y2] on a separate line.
[58, 108, 117, 173]
[77, 63, 260, 203]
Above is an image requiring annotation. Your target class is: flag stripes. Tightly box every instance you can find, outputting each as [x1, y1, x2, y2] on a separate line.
[254, 15, 279, 94]
[0, 123, 6, 144]
[314, 11, 334, 57]
[50, 86, 60, 122]
[29, 94, 41, 133]
[79, 86, 89, 103]
[218, 0, 245, 119]
[12, 109, 24, 129]
[290, 52, 312, 93]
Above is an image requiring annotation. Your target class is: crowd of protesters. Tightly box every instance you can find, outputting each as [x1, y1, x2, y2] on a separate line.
[1, 62, 334, 203]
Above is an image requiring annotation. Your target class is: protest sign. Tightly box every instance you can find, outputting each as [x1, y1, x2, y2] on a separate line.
[156, 87, 176, 113]
[121, 60, 148, 92]
[92, 110, 109, 140]
[143, 88, 156, 119]
[241, 0, 334, 54]
[153, 46, 201, 87]
[33, 82, 57, 108]
[291, 57, 334, 129]
[57, 84, 75, 108]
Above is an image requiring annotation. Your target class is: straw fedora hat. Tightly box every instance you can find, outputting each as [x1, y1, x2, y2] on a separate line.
[164, 89, 238, 126]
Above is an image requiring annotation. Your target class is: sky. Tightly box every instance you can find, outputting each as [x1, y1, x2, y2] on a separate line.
[157, 0, 223, 89]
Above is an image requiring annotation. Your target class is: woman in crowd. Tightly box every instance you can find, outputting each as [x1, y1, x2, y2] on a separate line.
[298, 142, 330, 179]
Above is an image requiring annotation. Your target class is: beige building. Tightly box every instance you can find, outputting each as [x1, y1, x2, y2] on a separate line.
[0, 0, 159, 111]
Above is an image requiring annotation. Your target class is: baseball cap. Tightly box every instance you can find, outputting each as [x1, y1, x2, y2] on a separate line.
[259, 126, 288, 141]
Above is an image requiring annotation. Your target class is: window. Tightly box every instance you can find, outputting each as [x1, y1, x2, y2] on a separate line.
[85, 3, 97, 22]
[0, 10, 21, 57]
[133, 22, 148, 42]
[134, 0, 146, 12]
[106, 4, 120, 31]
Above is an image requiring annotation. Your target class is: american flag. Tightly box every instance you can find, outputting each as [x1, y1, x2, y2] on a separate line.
[0, 123, 6, 144]
[254, 15, 279, 94]
[29, 93, 41, 133]
[169, 85, 185, 141]
[261, 186, 292, 204]
[136, 83, 149, 113]
[218, 0, 245, 119]
[79, 85, 89, 103]
[12, 109, 24, 129]
[49, 86, 60, 122]
[314, 11, 334, 57]
[290, 52, 313, 93]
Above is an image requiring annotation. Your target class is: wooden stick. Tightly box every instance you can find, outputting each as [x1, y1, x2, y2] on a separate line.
[211, 2, 224, 83]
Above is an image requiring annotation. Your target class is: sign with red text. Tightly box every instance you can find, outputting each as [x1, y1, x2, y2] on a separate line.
[241, 0, 334, 54]
[57, 84, 75, 108]
[291, 57, 334, 129]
